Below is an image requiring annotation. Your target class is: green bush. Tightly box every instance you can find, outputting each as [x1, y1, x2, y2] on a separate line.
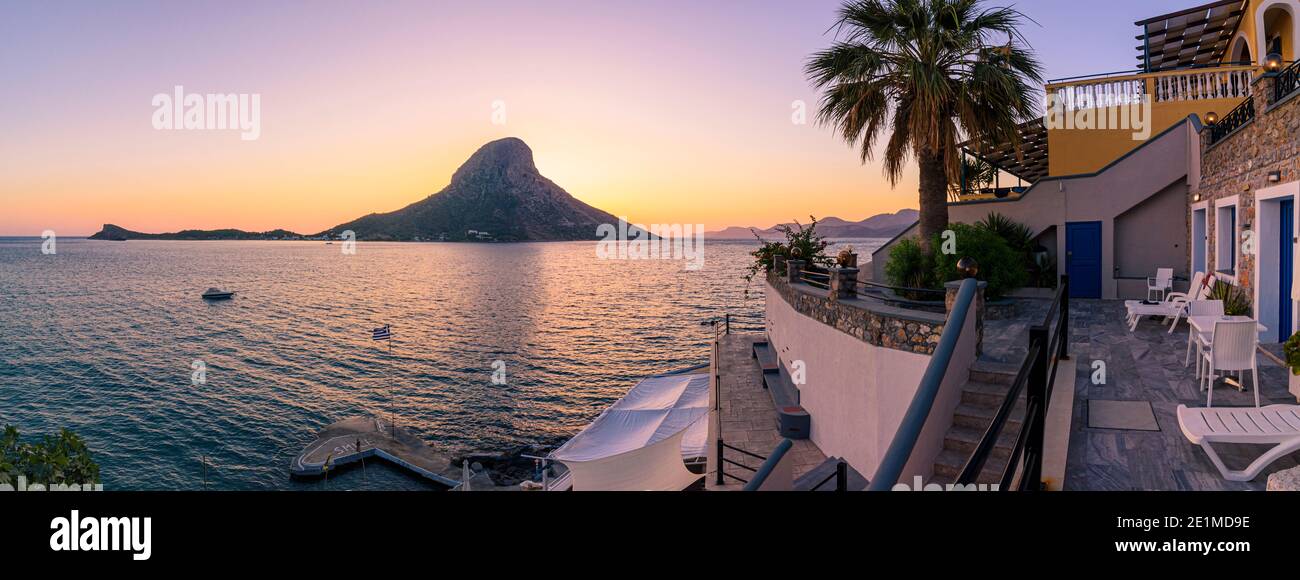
[745, 216, 832, 283]
[884, 238, 936, 298]
[1284, 332, 1300, 376]
[0, 426, 100, 487]
[930, 223, 1027, 300]
[884, 222, 1028, 301]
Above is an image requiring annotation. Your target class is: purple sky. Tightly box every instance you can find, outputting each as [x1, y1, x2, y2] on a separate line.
[0, 0, 1203, 234]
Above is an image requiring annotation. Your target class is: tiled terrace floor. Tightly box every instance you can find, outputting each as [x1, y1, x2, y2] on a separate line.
[710, 335, 826, 489]
[988, 300, 1300, 491]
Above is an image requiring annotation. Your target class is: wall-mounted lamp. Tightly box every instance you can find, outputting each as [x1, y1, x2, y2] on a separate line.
[1269, 170, 1283, 183]
[1194, 193, 1202, 202]
[1205, 111, 1219, 125]
[1266, 52, 1284, 73]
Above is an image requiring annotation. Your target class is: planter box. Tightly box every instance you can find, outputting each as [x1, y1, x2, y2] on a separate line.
[1291, 373, 1300, 403]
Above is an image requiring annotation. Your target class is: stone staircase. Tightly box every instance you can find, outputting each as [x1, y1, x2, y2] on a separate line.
[931, 361, 1026, 486]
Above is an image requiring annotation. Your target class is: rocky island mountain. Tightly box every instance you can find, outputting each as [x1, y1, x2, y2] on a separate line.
[320, 137, 620, 242]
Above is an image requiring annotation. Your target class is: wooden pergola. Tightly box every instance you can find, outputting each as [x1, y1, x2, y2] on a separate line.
[1136, 0, 1249, 72]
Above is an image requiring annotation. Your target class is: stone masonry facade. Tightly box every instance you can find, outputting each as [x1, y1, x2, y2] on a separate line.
[767, 271, 953, 355]
[1195, 72, 1300, 302]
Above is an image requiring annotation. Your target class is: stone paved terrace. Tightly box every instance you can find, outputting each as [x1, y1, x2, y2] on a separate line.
[987, 299, 1300, 491]
[709, 334, 826, 490]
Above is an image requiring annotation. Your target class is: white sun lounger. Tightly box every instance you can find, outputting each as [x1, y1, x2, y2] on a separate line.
[1124, 272, 1207, 333]
[1177, 404, 1300, 482]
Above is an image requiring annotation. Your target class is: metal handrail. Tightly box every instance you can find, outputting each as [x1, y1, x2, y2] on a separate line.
[867, 277, 979, 490]
[1209, 96, 1255, 144]
[852, 279, 947, 297]
[955, 275, 1069, 491]
[717, 439, 766, 485]
[742, 439, 793, 492]
[809, 461, 848, 492]
[1275, 60, 1300, 103]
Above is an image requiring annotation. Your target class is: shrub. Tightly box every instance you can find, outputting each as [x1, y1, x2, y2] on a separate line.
[977, 213, 1034, 254]
[884, 238, 936, 298]
[745, 217, 832, 283]
[930, 223, 1027, 300]
[0, 426, 100, 487]
[1284, 333, 1300, 376]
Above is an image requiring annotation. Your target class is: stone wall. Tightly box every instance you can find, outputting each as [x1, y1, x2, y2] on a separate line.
[766, 272, 956, 355]
[1195, 72, 1300, 301]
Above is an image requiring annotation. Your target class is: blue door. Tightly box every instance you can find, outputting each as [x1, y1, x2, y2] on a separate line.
[1066, 222, 1103, 299]
[1281, 199, 1294, 339]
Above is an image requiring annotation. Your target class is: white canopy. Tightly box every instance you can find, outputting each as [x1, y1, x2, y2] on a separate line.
[550, 371, 710, 491]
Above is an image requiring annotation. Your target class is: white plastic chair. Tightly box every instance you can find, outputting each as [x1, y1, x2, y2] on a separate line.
[1185, 300, 1224, 373]
[1124, 271, 1206, 333]
[1148, 268, 1174, 301]
[1163, 272, 1211, 332]
[1199, 320, 1261, 408]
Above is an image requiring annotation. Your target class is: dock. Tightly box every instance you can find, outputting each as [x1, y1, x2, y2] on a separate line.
[290, 416, 462, 488]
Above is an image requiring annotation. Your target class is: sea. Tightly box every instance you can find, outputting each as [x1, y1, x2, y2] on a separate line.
[0, 237, 884, 490]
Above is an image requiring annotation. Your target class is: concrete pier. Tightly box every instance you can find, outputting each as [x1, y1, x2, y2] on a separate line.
[290, 416, 461, 488]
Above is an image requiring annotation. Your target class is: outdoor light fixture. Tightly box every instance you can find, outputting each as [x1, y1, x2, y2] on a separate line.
[1270, 171, 1282, 183]
[1267, 52, 1284, 73]
[1194, 193, 1202, 202]
[1205, 111, 1219, 124]
[956, 257, 979, 279]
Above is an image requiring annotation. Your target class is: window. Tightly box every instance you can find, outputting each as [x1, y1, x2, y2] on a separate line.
[1217, 204, 1238, 275]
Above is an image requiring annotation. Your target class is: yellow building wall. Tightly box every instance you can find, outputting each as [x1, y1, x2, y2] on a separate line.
[1047, 97, 1247, 177]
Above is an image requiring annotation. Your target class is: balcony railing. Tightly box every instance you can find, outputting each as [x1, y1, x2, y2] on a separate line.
[1048, 65, 1254, 112]
[1208, 96, 1255, 145]
[1275, 60, 1300, 103]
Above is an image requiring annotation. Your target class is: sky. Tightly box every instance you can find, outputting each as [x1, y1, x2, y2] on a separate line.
[0, 0, 1206, 235]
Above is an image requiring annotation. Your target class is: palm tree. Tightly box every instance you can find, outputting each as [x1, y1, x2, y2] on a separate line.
[806, 0, 1042, 250]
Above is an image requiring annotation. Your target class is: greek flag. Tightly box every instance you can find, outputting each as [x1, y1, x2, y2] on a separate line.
[372, 325, 391, 341]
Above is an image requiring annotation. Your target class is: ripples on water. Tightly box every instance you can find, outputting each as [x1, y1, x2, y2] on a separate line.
[0, 237, 882, 490]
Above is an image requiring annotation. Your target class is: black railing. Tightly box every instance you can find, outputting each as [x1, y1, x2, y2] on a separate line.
[809, 460, 848, 492]
[741, 439, 794, 491]
[867, 277, 980, 490]
[851, 279, 947, 305]
[1209, 96, 1255, 145]
[955, 275, 1069, 491]
[716, 439, 766, 485]
[1276, 60, 1300, 104]
[799, 269, 832, 290]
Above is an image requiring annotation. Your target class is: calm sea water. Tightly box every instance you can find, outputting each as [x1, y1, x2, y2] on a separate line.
[0, 237, 882, 490]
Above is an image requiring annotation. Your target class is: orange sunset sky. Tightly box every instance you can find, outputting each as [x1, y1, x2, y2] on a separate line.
[0, 1, 1183, 236]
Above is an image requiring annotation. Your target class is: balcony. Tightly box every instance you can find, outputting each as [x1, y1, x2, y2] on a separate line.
[1042, 64, 1257, 176]
[1048, 65, 1254, 112]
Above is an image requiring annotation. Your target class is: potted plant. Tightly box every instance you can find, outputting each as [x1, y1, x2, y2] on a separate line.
[1285, 333, 1300, 402]
[1206, 280, 1251, 316]
[836, 245, 858, 269]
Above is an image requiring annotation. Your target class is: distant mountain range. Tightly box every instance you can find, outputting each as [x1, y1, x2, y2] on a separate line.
[705, 209, 918, 240]
[87, 138, 918, 243]
[89, 224, 304, 241]
[91, 138, 623, 243]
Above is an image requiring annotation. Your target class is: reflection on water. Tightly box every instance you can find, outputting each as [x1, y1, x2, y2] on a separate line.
[0, 237, 881, 489]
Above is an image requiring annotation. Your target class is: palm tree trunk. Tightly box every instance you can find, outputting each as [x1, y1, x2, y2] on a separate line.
[917, 150, 950, 252]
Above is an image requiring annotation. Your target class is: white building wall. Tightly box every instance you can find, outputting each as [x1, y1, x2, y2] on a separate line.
[764, 281, 964, 479]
